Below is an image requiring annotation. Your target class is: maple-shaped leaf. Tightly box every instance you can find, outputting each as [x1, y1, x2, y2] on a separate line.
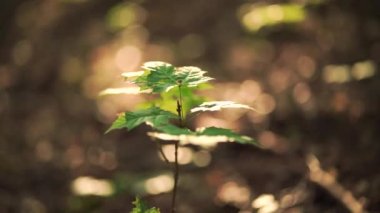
[148, 126, 258, 148]
[99, 87, 152, 96]
[106, 107, 177, 133]
[154, 124, 192, 135]
[190, 101, 254, 113]
[132, 61, 213, 93]
[121, 71, 145, 79]
[106, 113, 129, 134]
[132, 61, 177, 93]
[175, 66, 214, 87]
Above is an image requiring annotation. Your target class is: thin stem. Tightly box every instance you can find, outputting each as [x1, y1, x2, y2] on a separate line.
[171, 84, 184, 213]
[155, 140, 170, 165]
[171, 141, 179, 213]
[178, 85, 184, 122]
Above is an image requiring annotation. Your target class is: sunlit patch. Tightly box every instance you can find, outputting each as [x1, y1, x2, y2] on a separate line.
[192, 150, 212, 167]
[144, 174, 174, 195]
[142, 61, 172, 69]
[351, 60, 376, 80]
[253, 93, 276, 114]
[269, 69, 291, 93]
[97, 94, 145, 121]
[145, 44, 174, 62]
[195, 114, 237, 130]
[83, 47, 117, 99]
[240, 4, 306, 32]
[323, 65, 351, 83]
[267, 5, 284, 21]
[240, 80, 262, 103]
[297, 56, 316, 79]
[258, 131, 277, 149]
[159, 145, 193, 165]
[114, 45, 142, 71]
[247, 111, 267, 124]
[99, 87, 151, 96]
[217, 181, 251, 207]
[216, 83, 240, 101]
[280, 194, 295, 208]
[121, 70, 145, 78]
[149, 133, 229, 148]
[106, 3, 145, 31]
[191, 101, 254, 113]
[306, 154, 365, 213]
[226, 44, 256, 75]
[252, 194, 279, 213]
[71, 176, 114, 196]
[293, 82, 311, 104]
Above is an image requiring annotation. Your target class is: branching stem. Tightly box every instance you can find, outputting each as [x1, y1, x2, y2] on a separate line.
[155, 140, 170, 165]
[171, 84, 184, 213]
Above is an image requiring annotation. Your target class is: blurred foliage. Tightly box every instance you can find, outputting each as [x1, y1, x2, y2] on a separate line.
[240, 3, 306, 32]
[0, 0, 380, 212]
[131, 197, 160, 213]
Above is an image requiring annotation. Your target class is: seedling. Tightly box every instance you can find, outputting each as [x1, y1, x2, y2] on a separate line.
[101, 61, 259, 212]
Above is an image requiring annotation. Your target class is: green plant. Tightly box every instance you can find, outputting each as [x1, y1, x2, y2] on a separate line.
[131, 197, 160, 213]
[102, 61, 259, 212]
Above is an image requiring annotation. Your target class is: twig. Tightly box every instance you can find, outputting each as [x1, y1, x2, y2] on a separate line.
[306, 154, 366, 213]
[155, 140, 170, 165]
[171, 84, 184, 213]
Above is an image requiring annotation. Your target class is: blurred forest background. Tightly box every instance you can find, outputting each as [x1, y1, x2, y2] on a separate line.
[0, 0, 379, 212]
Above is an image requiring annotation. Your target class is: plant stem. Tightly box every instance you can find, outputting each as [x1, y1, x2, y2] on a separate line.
[155, 140, 170, 165]
[171, 85, 184, 213]
[171, 140, 179, 213]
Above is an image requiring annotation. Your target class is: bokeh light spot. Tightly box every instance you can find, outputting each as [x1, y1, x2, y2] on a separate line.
[72, 176, 114, 196]
[159, 145, 193, 165]
[351, 60, 376, 80]
[254, 93, 276, 114]
[217, 181, 251, 206]
[252, 194, 279, 213]
[323, 65, 350, 83]
[114, 45, 142, 71]
[293, 82, 311, 104]
[193, 150, 212, 167]
[145, 174, 174, 195]
[296, 56, 316, 79]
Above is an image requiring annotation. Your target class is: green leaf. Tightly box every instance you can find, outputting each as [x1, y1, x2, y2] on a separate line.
[134, 62, 177, 93]
[106, 113, 128, 133]
[155, 124, 192, 135]
[121, 71, 146, 79]
[99, 87, 152, 96]
[197, 127, 257, 145]
[175, 66, 214, 87]
[148, 126, 258, 148]
[144, 86, 205, 115]
[190, 101, 254, 113]
[131, 197, 160, 213]
[132, 61, 213, 93]
[106, 107, 177, 133]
